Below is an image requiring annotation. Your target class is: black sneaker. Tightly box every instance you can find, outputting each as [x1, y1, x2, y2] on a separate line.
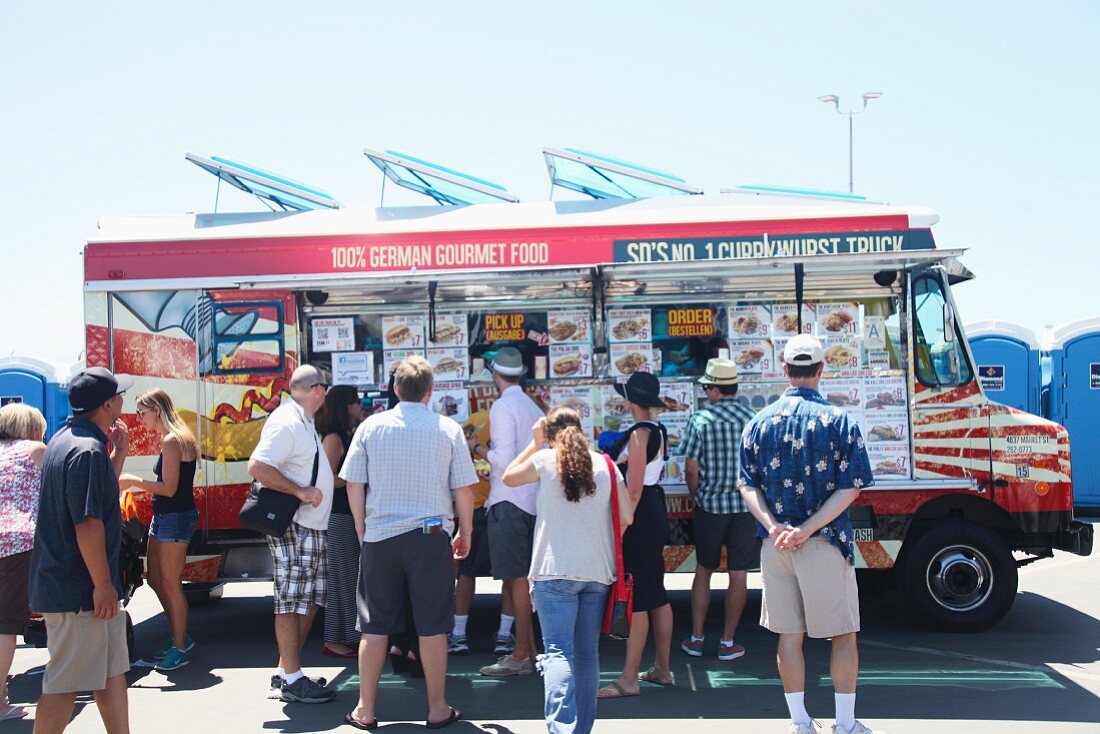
[268, 674, 329, 700]
[280, 675, 335, 704]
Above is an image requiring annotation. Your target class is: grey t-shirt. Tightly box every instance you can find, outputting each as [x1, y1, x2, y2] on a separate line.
[29, 418, 123, 613]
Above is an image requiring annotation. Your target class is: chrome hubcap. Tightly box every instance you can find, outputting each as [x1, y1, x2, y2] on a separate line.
[926, 544, 994, 612]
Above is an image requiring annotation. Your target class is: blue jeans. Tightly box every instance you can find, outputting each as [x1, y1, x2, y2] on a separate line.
[533, 579, 610, 734]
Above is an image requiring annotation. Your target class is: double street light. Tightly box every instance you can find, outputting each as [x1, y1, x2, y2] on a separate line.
[817, 91, 883, 193]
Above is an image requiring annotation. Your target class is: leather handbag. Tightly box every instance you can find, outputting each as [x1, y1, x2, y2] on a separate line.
[238, 448, 319, 537]
[601, 453, 634, 639]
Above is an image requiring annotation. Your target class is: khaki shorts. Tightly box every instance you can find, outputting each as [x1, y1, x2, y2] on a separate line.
[760, 536, 860, 639]
[42, 610, 130, 694]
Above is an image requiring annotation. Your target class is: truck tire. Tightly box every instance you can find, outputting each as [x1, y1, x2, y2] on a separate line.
[901, 520, 1017, 631]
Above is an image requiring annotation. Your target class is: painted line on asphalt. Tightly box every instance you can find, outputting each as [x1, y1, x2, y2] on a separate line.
[860, 639, 1100, 683]
[686, 663, 697, 692]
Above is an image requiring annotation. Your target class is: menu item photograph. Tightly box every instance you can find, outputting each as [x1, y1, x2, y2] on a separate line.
[820, 377, 864, 410]
[428, 323, 463, 345]
[382, 314, 426, 350]
[603, 394, 626, 417]
[607, 308, 652, 343]
[823, 340, 861, 370]
[430, 381, 470, 424]
[385, 324, 411, 346]
[728, 339, 772, 374]
[772, 303, 815, 337]
[863, 375, 907, 410]
[817, 302, 862, 336]
[427, 347, 468, 380]
[658, 383, 694, 415]
[548, 310, 590, 343]
[729, 304, 771, 338]
[662, 416, 688, 452]
[550, 386, 596, 436]
[549, 343, 592, 378]
[612, 319, 646, 341]
[868, 445, 909, 478]
[865, 409, 908, 443]
[382, 347, 427, 378]
[549, 320, 578, 341]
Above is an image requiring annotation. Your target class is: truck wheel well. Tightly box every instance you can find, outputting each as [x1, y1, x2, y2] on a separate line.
[908, 494, 1016, 539]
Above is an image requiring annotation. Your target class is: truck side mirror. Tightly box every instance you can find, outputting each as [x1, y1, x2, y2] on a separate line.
[943, 303, 954, 343]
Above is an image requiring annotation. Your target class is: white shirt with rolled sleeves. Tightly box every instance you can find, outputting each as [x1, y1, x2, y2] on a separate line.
[249, 398, 334, 531]
[340, 401, 479, 543]
[485, 384, 544, 516]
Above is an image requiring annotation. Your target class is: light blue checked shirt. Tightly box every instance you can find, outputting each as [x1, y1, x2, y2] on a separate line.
[340, 402, 478, 543]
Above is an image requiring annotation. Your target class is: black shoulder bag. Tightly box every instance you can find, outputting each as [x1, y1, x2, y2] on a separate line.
[238, 446, 319, 537]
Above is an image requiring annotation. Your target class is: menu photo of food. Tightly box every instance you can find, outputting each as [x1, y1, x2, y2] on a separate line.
[863, 374, 907, 411]
[550, 385, 596, 437]
[728, 338, 773, 374]
[610, 342, 656, 377]
[863, 408, 909, 445]
[661, 416, 689, 454]
[548, 309, 591, 344]
[771, 303, 815, 337]
[601, 388, 630, 431]
[868, 444, 910, 479]
[664, 455, 687, 485]
[728, 304, 771, 338]
[426, 347, 468, 381]
[822, 338, 863, 371]
[383, 347, 427, 379]
[658, 382, 694, 417]
[816, 302, 862, 337]
[427, 313, 468, 347]
[549, 343, 593, 378]
[607, 308, 652, 343]
[431, 381, 470, 424]
[820, 377, 864, 411]
[382, 314, 426, 349]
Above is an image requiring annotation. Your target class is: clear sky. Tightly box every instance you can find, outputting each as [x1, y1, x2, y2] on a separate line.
[1, 1, 1097, 365]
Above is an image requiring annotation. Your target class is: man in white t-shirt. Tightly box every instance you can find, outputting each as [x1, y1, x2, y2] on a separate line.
[469, 347, 545, 676]
[248, 365, 336, 705]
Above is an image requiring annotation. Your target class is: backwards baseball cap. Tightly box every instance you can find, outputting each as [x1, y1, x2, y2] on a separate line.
[490, 346, 527, 377]
[783, 334, 825, 366]
[69, 367, 135, 414]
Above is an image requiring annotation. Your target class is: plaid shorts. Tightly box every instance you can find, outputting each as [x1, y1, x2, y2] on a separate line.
[267, 522, 328, 615]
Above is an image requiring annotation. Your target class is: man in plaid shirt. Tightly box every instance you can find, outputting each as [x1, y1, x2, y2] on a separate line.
[678, 358, 759, 662]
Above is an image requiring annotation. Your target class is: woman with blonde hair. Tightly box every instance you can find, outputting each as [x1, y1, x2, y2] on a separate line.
[503, 407, 631, 734]
[119, 388, 199, 671]
[0, 403, 47, 721]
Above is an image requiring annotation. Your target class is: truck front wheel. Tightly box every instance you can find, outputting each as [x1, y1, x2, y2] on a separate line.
[901, 520, 1017, 631]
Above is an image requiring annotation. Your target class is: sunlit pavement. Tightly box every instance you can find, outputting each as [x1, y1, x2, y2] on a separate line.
[8, 521, 1099, 733]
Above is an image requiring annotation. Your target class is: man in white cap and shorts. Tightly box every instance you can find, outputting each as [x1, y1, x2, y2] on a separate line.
[471, 347, 544, 676]
[738, 334, 880, 734]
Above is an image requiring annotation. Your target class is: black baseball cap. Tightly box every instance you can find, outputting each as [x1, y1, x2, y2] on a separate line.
[69, 367, 135, 414]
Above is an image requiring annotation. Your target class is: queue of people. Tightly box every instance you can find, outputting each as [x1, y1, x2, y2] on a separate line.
[1, 332, 880, 734]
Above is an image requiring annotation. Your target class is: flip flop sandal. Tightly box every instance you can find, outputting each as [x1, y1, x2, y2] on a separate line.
[638, 667, 675, 686]
[597, 680, 640, 699]
[344, 712, 378, 730]
[425, 707, 462, 729]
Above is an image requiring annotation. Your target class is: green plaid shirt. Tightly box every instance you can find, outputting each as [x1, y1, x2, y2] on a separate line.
[679, 397, 757, 514]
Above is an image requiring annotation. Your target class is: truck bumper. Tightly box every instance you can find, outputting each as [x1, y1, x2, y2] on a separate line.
[1057, 520, 1094, 556]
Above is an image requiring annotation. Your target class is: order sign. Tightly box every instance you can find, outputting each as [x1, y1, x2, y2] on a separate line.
[667, 308, 713, 338]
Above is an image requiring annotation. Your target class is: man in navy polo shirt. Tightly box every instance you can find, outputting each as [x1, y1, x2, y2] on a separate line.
[30, 367, 133, 734]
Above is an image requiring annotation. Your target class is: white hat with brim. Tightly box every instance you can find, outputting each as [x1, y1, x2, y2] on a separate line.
[490, 347, 527, 377]
[783, 334, 825, 366]
[698, 358, 740, 385]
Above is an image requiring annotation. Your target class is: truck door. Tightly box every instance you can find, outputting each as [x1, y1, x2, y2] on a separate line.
[909, 269, 992, 489]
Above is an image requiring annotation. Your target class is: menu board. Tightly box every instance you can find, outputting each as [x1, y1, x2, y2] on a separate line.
[311, 317, 355, 352]
[728, 338, 774, 375]
[663, 416, 689, 455]
[728, 304, 771, 338]
[820, 376, 864, 412]
[381, 314, 426, 349]
[430, 381, 469, 424]
[772, 303, 815, 337]
[868, 444, 910, 479]
[610, 343, 658, 377]
[817, 302, 862, 337]
[658, 382, 694, 416]
[608, 308, 652, 343]
[665, 455, 687, 484]
[863, 374, 907, 411]
[822, 337, 863, 370]
[383, 348, 425, 377]
[549, 343, 593, 378]
[601, 387, 630, 431]
[864, 408, 909, 445]
[426, 346, 469, 381]
[548, 310, 591, 344]
[427, 313, 469, 348]
[549, 385, 596, 436]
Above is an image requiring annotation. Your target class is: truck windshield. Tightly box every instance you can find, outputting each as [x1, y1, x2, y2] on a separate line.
[912, 274, 972, 388]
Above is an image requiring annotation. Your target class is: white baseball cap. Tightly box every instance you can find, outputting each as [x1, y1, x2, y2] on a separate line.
[783, 334, 824, 366]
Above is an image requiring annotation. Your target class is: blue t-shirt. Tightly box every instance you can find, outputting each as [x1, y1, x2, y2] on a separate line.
[29, 418, 123, 613]
[739, 387, 874, 563]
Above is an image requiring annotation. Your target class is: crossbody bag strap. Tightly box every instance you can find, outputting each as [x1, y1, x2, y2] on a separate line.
[310, 443, 320, 487]
[603, 453, 625, 582]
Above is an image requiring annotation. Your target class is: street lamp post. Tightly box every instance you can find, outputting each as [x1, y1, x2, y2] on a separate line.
[817, 92, 882, 193]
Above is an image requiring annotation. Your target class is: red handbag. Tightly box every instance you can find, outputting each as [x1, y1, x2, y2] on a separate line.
[601, 453, 634, 639]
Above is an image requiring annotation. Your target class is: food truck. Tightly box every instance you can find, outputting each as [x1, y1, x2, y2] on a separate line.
[83, 149, 1092, 629]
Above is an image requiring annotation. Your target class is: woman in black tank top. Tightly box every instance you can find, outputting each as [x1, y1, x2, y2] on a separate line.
[118, 388, 199, 670]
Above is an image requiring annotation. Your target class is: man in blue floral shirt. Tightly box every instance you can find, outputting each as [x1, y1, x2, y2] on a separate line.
[738, 335, 879, 734]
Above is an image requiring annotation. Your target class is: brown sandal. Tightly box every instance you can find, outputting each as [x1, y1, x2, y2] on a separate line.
[638, 666, 675, 686]
[597, 680, 640, 698]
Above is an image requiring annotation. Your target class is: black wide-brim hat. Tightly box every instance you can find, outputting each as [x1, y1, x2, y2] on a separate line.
[613, 371, 665, 409]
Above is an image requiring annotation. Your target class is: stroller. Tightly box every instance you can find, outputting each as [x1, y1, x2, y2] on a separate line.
[25, 495, 148, 660]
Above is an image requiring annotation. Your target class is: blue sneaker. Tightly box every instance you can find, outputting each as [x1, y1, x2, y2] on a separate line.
[155, 645, 190, 671]
[154, 635, 194, 660]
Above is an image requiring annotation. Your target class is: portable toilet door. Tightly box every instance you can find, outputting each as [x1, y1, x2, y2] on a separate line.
[0, 357, 71, 440]
[1050, 317, 1100, 509]
[966, 320, 1041, 415]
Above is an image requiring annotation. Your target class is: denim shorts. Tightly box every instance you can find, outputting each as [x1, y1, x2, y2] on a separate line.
[150, 509, 199, 543]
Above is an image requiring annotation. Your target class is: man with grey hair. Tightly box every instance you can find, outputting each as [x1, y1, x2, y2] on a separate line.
[342, 356, 476, 729]
[248, 364, 335, 704]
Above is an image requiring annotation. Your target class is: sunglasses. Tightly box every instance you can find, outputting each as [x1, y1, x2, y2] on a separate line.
[310, 382, 330, 390]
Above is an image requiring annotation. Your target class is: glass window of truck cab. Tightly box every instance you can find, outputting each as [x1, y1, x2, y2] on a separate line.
[912, 273, 972, 387]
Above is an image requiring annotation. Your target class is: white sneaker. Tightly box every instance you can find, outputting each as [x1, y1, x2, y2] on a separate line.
[832, 721, 882, 734]
[792, 720, 822, 734]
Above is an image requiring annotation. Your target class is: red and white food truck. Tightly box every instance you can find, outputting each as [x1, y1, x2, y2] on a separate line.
[83, 150, 1091, 629]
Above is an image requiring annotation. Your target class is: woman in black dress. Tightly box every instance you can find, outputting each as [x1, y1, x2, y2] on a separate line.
[598, 371, 674, 698]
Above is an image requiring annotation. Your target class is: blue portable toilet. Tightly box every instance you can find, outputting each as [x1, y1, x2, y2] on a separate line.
[0, 357, 73, 440]
[1049, 318, 1100, 509]
[966, 321, 1041, 415]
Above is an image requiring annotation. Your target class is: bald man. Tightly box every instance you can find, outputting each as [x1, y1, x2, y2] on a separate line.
[248, 365, 336, 704]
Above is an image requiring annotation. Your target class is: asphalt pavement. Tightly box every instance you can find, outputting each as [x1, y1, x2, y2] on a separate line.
[7, 523, 1099, 733]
